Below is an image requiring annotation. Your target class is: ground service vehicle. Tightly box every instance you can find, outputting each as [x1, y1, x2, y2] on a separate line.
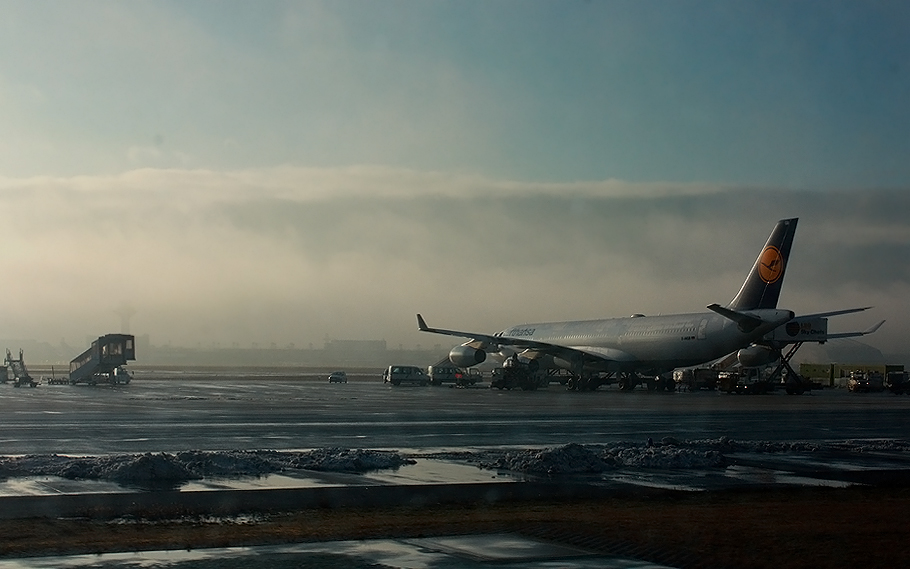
[717, 370, 774, 394]
[886, 371, 910, 394]
[847, 370, 885, 393]
[383, 365, 428, 386]
[328, 371, 347, 383]
[674, 368, 718, 391]
[69, 334, 135, 385]
[427, 365, 480, 386]
[4, 349, 37, 387]
[490, 357, 548, 390]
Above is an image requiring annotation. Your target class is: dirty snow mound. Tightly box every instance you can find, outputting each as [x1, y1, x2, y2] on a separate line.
[175, 450, 283, 477]
[604, 446, 725, 469]
[292, 448, 415, 472]
[0, 448, 415, 483]
[480, 443, 614, 474]
[103, 453, 200, 483]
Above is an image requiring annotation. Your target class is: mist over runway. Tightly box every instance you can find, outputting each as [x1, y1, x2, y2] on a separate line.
[3, 371, 910, 456]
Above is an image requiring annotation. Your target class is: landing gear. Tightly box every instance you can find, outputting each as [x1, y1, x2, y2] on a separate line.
[646, 375, 676, 392]
[564, 371, 672, 392]
[491, 355, 541, 390]
[618, 372, 639, 391]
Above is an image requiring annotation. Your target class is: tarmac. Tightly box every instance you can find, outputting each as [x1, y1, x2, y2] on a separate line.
[2, 372, 910, 567]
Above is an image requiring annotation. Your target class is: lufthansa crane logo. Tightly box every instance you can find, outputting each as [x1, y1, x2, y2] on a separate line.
[758, 246, 784, 284]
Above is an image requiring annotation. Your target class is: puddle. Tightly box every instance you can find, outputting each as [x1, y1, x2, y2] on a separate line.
[724, 465, 855, 488]
[730, 452, 910, 472]
[0, 460, 521, 496]
[362, 459, 521, 485]
[179, 473, 344, 491]
[609, 472, 706, 492]
[0, 477, 127, 496]
[0, 536, 660, 569]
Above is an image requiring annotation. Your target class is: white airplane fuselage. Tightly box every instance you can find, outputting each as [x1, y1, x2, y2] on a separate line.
[496, 309, 794, 374]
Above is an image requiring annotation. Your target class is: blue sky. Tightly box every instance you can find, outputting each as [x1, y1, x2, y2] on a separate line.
[0, 1, 907, 357]
[3, 1, 909, 186]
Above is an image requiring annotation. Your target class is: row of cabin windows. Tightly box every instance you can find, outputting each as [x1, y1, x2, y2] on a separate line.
[538, 327, 698, 341]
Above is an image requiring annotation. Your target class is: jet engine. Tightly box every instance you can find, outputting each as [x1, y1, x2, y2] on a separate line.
[736, 345, 779, 368]
[449, 344, 486, 367]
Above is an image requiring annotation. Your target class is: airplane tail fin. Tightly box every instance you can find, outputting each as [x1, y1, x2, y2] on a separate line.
[728, 218, 798, 310]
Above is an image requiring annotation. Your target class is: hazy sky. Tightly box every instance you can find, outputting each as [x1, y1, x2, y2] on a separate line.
[0, 1, 908, 356]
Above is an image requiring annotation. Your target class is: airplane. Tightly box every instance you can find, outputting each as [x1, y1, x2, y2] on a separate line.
[417, 218, 883, 391]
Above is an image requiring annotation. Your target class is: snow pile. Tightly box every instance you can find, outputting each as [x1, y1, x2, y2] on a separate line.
[480, 443, 613, 475]
[0, 448, 415, 484]
[603, 444, 724, 469]
[671, 437, 910, 455]
[2, 438, 907, 484]
[832, 439, 910, 453]
[289, 448, 416, 472]
[102, 454, 199, 483]
[175, 450, 285, 477]
[476, 440, 724, 474]
[429, 437, 910, 476]
[0, 453, 200, 483]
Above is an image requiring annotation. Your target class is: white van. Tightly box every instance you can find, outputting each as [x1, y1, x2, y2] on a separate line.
[382, 365, 429, 386]
[427, 365, 481, 386]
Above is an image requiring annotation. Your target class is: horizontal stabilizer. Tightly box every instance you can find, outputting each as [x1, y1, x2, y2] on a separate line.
[827, 320, 885, 340]
[707, 303, 764, 333]
[797, 307, 872, 319]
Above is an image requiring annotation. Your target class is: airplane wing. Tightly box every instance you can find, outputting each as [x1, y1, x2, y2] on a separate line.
[791, 306, 882, 340]
[417, 314, 555, 351]
[762, 307, 884, 344]
[416, 314, 635, 369]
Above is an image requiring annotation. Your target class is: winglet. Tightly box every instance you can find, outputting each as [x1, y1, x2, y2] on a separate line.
[416, 314, 429, 331]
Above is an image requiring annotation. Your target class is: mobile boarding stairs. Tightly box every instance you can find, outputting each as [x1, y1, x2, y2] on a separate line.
[4, 349, 37, 387]
[69, 334, 136, 385]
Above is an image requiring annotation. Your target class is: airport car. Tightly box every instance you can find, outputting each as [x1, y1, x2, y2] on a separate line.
[328, 370, 348, 383]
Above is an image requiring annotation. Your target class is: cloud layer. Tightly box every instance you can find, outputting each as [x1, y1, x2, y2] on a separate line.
[0, 168, 906, 354]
